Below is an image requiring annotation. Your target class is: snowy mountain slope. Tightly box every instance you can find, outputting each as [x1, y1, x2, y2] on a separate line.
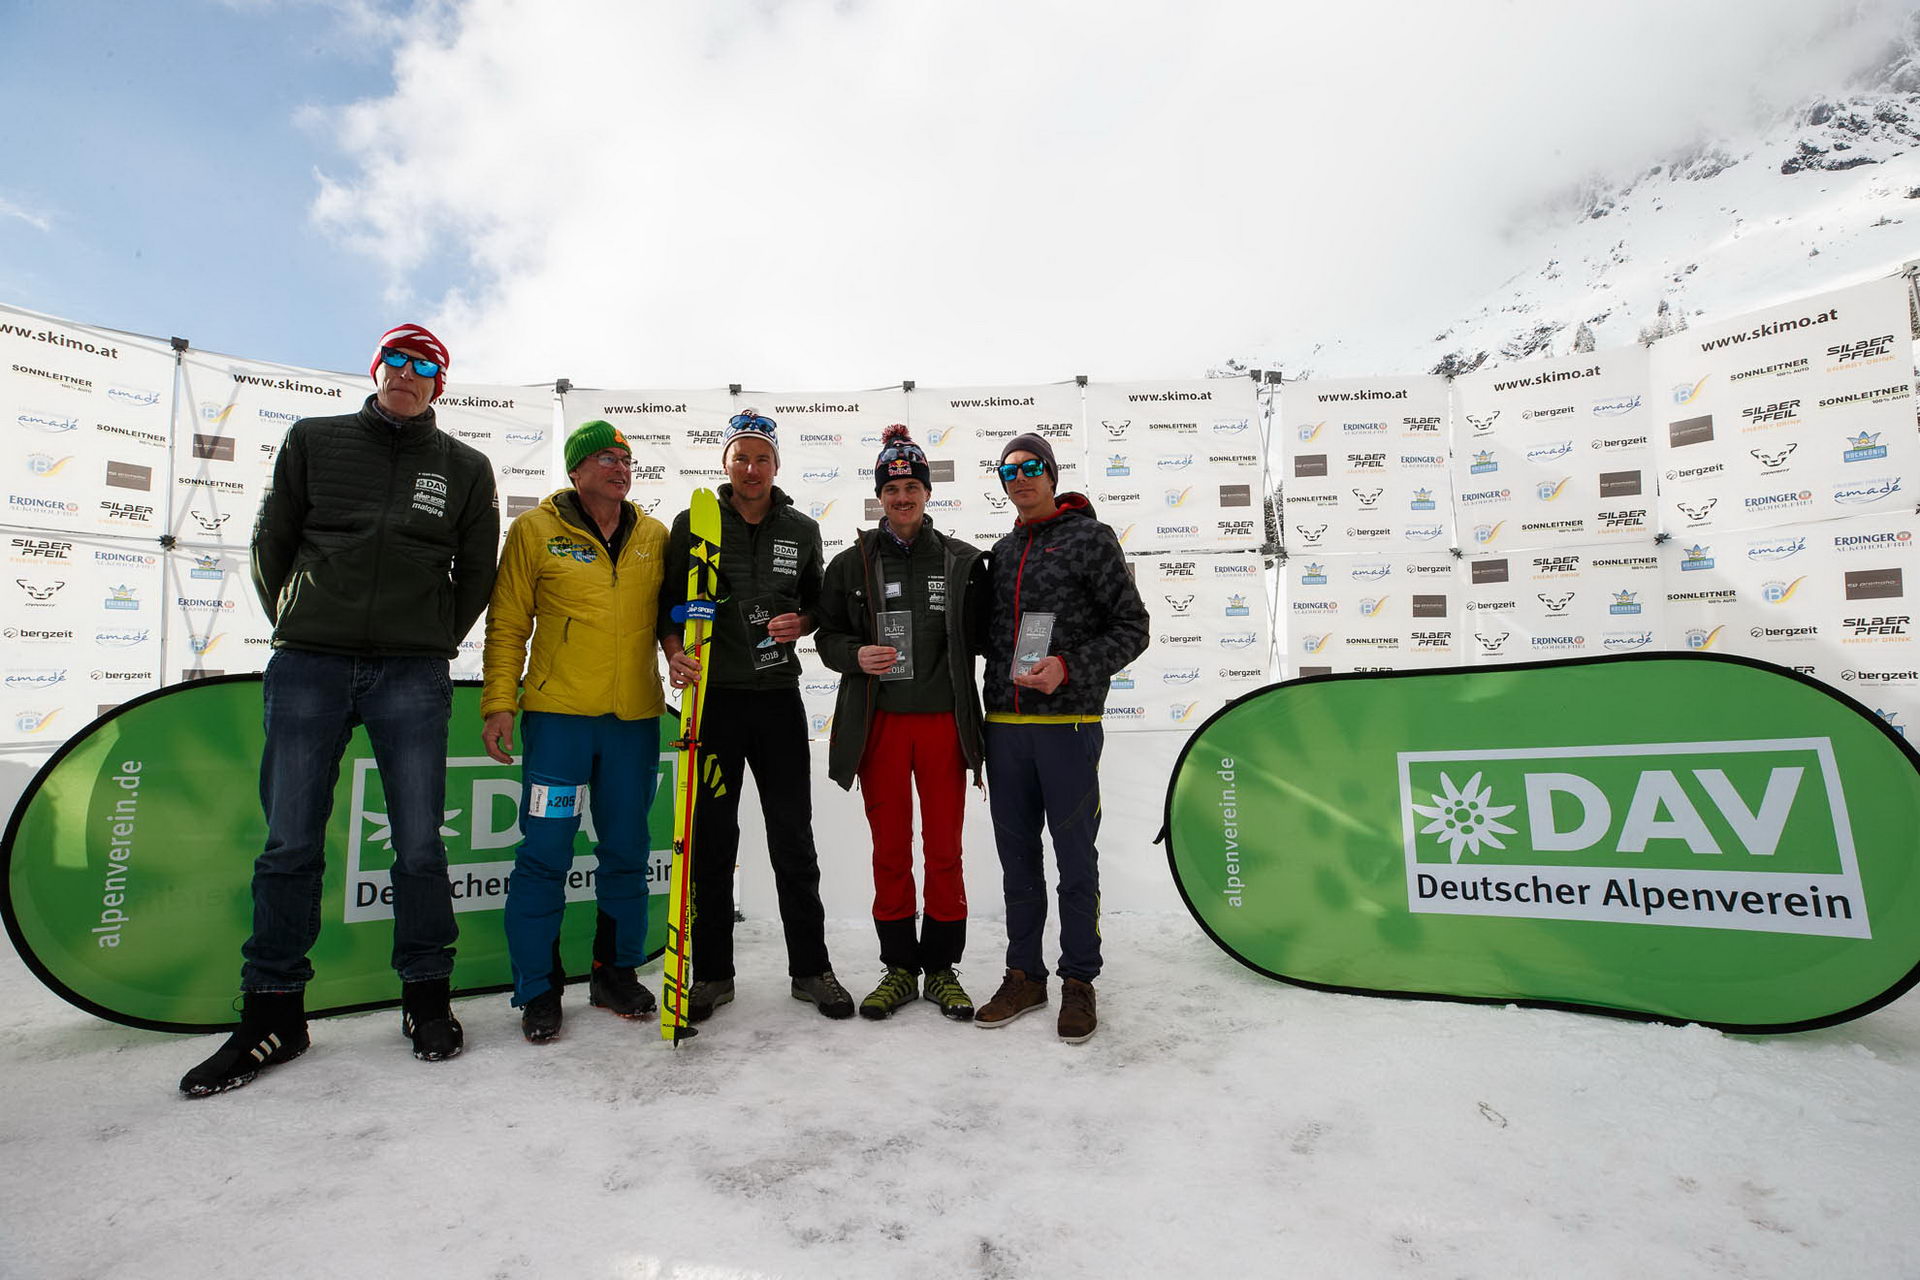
[1275, 20, 1920, 381]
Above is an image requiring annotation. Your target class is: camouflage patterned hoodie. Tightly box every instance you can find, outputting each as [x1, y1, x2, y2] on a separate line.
[982, 493, 1150, 719]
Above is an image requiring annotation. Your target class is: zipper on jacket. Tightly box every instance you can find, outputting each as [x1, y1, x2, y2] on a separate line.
[362, 427, 403, 653]
[1010, 521, 1037, 714]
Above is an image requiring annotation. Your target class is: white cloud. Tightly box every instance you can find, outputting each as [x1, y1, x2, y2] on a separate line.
[309, 0, 1913, 389]
[0, 195, 52, 233]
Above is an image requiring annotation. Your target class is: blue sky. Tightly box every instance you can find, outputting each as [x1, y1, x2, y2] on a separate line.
[0, 1, 1908, 389]
[0, 1, 437, 374]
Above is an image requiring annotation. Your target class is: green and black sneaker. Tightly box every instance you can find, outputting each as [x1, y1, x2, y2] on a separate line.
[922, 968, 975, 1022]
[859, 967, 919, 1020]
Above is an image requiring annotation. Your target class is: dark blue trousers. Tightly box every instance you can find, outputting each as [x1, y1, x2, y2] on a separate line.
[984, 721, 1104, 983]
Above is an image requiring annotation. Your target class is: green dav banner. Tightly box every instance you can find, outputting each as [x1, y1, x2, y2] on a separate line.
[1, 677, 675, 1031]
[1163, 654, 1920, 1032]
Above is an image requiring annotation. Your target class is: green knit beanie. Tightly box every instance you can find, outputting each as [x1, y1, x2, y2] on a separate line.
[565, 419, 631, 473]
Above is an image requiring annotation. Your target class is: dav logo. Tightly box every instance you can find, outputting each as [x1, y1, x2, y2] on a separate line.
[1399, 739, 1867, 939]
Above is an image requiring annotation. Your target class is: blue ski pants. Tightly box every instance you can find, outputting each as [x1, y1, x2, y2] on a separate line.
[504, 710, 660, 1005]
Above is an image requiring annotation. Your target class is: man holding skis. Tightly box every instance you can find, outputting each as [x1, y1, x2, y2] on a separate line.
[180, 323, 498, 1097]
[973, 432, 1148, 1044]
[659, 410, 854, 1022]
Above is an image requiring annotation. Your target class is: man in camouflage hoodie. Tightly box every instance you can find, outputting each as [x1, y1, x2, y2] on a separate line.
[973, 433, 1149, 1043]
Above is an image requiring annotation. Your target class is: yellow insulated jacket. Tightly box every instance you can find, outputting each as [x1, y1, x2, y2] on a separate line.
[481, 489, 669, 721]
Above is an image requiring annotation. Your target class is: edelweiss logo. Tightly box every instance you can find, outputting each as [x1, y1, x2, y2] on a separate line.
[1409, 773, 1518, 863]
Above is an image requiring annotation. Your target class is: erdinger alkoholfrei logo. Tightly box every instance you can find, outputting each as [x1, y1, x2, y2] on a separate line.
[1398, 739, 1869, 939]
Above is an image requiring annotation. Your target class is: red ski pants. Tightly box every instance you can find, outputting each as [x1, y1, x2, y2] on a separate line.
[859, 709, 968, 923]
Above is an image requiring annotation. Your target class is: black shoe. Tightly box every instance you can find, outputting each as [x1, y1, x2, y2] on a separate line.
[588, 963, 657, 1019]
[792, 971, 856, 1020]
[687, 977, 735, 1023]
[401, 977, 464, 1062]
[179, 990, 310, 1098]
[520, 987, 563, 1043]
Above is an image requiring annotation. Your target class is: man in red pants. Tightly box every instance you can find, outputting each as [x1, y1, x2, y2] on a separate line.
[815, 424, 988, 1021]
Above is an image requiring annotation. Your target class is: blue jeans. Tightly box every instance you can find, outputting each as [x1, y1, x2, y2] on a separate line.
[242, 649, 457, 991]
[504, 711, 661, 1005]
[984, 721, 1105, 983]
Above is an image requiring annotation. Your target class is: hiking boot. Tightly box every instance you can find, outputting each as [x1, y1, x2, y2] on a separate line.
[401, 977, 464, 1061]
[687, 977, 735, 1023]
[922, 968, 975, 1022]
[520, 986, 563, 1043]
[1058, 978, 1097, 1043]
[179, 990, 309, 1098]
[859, 967, 918, 1020]
[792, 971, 856, 1019]
[974, 968, 1047, 1028]
[588, 963, 657, 1019]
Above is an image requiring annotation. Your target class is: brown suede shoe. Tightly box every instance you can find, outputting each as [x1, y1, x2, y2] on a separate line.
[973, 968, 1048, 1028]
[1058, 978, 1097, 1043]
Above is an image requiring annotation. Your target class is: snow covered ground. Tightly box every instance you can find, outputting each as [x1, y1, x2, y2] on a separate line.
[4, 906, 1918, 1278]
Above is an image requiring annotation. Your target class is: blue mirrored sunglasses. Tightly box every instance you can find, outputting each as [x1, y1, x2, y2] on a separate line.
[996, 458, 1048, 482]
[728, 413, 775, 432]
[379, 346, 442, 379]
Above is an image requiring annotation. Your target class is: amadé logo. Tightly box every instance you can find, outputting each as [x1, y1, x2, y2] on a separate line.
[1398, 739, 1868, 938]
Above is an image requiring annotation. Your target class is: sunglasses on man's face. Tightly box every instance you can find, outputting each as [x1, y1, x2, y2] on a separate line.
[996, 458, 1047, 482]
[379, 347, 442, 379]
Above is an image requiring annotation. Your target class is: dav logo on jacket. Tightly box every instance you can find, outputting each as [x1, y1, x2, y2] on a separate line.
[546, 536, 596, 563]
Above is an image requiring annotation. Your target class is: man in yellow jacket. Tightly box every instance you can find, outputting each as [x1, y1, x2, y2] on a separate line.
[481, 420, 670, 1043]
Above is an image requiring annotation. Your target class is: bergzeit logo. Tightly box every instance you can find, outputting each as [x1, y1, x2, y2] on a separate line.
[1399, 739, 1869, 938]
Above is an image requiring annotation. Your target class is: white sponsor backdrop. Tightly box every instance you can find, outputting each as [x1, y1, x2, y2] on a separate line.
[1647, 277, 1917, 535]
[1285, 551, 1465, 676]
[9, 275, 1913, 747]
[1083, 379, 1263, 555]
[1451, 347, 1655, 553]
[909, 382, 1087, 547]
[1277, 375, 1453, 556]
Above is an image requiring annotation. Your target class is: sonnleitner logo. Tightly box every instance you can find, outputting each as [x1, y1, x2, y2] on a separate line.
[1399, 738, 1868, 938]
